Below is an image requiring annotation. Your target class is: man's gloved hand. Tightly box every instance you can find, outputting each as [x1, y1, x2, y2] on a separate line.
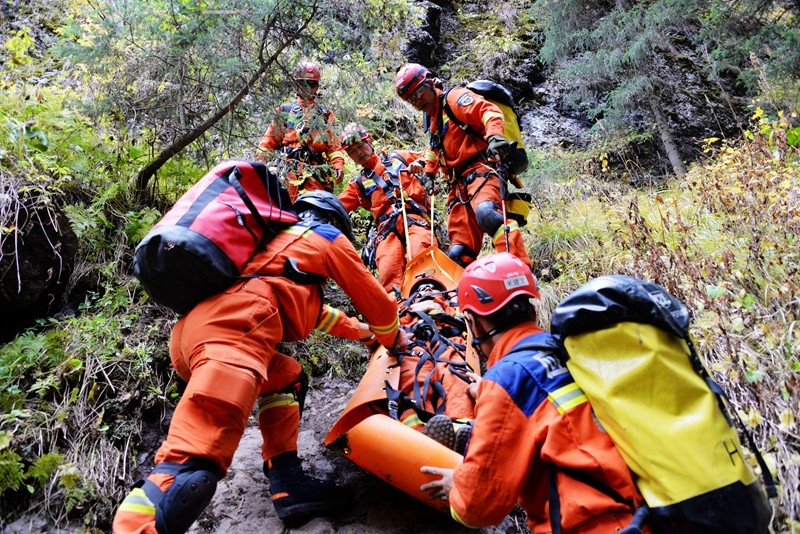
[387, 328, 409, 356]
[487, 135, 512, 162]
[334, 166, 344, 183]
[408, 160, 424, 175]
[421, 172, 437, 195]
[359, 333, 381, 353]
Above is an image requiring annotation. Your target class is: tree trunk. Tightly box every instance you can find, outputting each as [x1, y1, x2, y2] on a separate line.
[649, 93, 687, 177]
[133, 7, 317, 202]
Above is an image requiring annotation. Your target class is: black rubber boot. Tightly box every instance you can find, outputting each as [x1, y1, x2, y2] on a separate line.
[265, 451, 351, 522]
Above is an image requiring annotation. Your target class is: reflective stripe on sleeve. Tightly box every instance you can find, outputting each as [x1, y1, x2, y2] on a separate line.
[317, 306, 341, 333]
[481, 110, 504, 127]
[370, 315, 399, 337]
[547, 382, 588, 414]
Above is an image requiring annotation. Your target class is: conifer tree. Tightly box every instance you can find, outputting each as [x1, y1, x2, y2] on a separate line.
[534, 0, 708, 177]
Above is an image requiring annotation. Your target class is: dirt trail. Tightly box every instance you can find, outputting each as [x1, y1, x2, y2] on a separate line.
[186, 377, 527, 534]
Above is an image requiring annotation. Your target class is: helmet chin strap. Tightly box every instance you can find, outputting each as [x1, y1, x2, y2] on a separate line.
[469, 324, 506, 359]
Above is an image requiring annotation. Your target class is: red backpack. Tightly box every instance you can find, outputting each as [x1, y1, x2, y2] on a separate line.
[133, 160, 297, 314]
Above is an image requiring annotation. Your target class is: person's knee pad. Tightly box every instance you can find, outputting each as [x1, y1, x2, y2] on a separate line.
[447, 244, 478, 268]
[144, 459, 219, 534]
[185, 359, 259, 425]
[475, 201, 504, 235]
[280, 370, 309, 417]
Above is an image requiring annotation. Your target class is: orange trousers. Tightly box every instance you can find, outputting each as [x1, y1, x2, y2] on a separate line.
[447, 171, 531, 266]
[375, 216, 433, 292]
[396, 344, 475, 430]
[113, 281, 304, 533]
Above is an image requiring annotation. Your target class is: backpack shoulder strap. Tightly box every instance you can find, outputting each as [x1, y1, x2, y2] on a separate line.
[353, 172, 369, 200]
[505, 331, 561, 357]
[387, 150, 409, 167]
[441, 88, 466, 130]
[442, 88, 478, 136]
[355, 168, 396, 204]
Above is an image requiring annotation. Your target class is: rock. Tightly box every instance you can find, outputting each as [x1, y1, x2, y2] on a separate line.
[0, 198, 78, 341]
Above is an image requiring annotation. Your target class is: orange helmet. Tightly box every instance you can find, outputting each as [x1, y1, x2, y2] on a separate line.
[339, 123, 372, 150]
[293, 61, 321, 82]
[458, 253, 539, 316]
[395, 63, 432, 100]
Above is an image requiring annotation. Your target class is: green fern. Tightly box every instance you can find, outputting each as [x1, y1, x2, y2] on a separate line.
[0, 450, 25, 496]
[26, 452, 64, 487]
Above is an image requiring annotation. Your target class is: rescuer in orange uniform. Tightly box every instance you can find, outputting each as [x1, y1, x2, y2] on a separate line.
[337, 123, 434, 293]
[419, 253, 646, 533]
[395, 64, 532, 269]
[113, 192, 405, 533]
[256, 61, 345, 200]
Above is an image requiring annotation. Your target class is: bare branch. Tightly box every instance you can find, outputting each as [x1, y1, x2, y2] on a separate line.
[133, 1, 319, 202]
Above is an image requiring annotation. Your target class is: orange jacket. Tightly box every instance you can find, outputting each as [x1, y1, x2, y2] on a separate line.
[338, 151, 428, 222]
[258, 97, 345, 171]
[317, 304, 371, 341]
[423, 87, 505, 179]
[449, 323, 644, 533]
[239, 220, 399, 347]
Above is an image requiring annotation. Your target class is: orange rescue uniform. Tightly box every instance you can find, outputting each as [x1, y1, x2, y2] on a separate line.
[448, 323, 645, 533]
[338, 151, 433, 292]
[113, 220, 398, 534]
[257, 98, 345, 200]
[424, 87, 530, 266]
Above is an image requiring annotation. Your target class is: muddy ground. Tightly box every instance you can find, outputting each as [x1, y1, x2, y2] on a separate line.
[2, 376, 528, 534]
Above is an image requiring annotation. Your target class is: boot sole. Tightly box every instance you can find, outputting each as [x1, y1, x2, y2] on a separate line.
[274, 494, 352, 522]
[423, 415, 456, 450]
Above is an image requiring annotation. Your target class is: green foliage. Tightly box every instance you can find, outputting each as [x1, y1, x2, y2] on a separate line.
[701, 0, 800, 114]
[26, 452, 64, 487]
[533, 0, 702, 133]
[0, 450, 26, 496]
[52, 0, 415, 193]
[439, 0, 536, 84]
[523, 147, 579, 184]
[3, 27, 36, 65]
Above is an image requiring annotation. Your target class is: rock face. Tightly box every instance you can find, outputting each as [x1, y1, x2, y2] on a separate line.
[403, 1, 443, 66]
[0, 200, 78, 341]
[401, 0, 593, 152]
[401, 0, 748, 177]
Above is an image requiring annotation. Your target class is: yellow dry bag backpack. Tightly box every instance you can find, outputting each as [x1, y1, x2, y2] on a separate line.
[550, 275, 775, 534]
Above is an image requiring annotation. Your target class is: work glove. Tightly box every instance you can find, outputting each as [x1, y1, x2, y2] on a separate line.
[487, 134, 512, 162]
[359, 333, 381, 353]
[408, 159, 424, 175]
[387, 328, 409, 357]
[421, 172, 437, 195]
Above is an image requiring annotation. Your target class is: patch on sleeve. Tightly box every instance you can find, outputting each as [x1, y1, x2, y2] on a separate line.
[456, 93, 474, 107]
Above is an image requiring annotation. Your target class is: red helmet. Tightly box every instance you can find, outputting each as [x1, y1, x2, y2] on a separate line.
[395, 63, 432, 100]
[458, 253, 539, 316]
[294, 61, 321, 82]
[339, 123, 372, 149]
